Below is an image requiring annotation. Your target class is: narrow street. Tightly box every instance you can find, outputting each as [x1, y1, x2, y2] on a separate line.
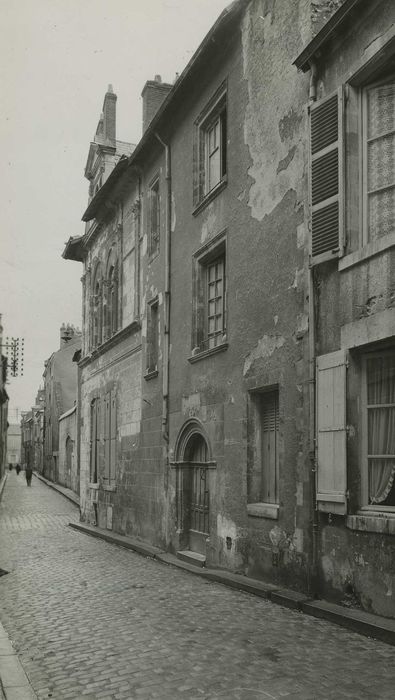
[0, 471, 393, 700]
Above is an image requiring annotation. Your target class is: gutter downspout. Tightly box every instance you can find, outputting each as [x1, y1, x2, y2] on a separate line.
[154, 133, 171, 446]
[307, 58, 319, 595]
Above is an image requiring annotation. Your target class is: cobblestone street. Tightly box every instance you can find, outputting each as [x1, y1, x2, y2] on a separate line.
[0, 471, 394, 700]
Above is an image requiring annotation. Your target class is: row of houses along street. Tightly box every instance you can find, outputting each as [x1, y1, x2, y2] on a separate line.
[14, 0, 395, 635]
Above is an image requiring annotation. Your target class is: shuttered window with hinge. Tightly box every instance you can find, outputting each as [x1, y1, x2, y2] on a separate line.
[316, 350, 347, 515]
[309, 89, 344, 263]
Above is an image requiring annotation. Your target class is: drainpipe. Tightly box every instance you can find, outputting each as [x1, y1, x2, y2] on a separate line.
[307, 57, 319, 595]
[154, 133, 171, 445]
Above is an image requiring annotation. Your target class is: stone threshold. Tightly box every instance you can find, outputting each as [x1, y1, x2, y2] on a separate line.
[68, 521, 395, 647]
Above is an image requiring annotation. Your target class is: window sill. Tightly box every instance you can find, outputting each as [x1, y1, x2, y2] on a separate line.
[192, 177, 227, 217]
[339, 232, 395, 271]
[247, 503, 279, 520]
[346, 511, 395, 535]
[144, 368, 158, 381]
[89, 482, 99, 490]
[188, 342, 228, 364]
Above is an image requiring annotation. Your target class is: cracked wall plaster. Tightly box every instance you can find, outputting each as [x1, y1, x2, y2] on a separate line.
[244, 333, 285, 375]
[242, 0, 308, 222]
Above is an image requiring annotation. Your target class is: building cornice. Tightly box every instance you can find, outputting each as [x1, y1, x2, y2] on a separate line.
[79, 319, 141, 368]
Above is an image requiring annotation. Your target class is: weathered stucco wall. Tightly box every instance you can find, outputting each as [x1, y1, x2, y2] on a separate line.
[165, 0, 313, 590]
[313, 0, 395, 618]
[58, 407, 77, 493]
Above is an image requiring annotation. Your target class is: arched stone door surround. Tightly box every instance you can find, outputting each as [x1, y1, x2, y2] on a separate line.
[173, 420, 215, 556]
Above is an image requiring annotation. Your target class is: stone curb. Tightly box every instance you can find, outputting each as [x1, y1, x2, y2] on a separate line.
[68, 521, 395, 646]
[0, 622, 37, 699]
[33, 472, 80, 507]
[0, 474, 7, 503]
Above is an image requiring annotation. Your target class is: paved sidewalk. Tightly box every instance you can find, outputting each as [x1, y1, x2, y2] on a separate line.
[1, 470, 395, 699]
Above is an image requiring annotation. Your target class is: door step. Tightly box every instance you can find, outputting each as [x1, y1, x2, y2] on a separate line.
[177, 550, 206, 568]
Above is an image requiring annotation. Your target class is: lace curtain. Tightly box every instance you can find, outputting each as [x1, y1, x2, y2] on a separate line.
[367, 354, 395, 504]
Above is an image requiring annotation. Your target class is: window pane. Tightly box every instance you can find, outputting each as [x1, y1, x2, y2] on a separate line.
[367, 133, 395, 191]
[367, 354, 395, 404]
[209, 149, 220, 190]
[367, 82, 395, 139]
[368, 407, 395, 454]
[366, 354, 395, 506]
[368, 187, 395, 240]
[369, 458, 395, 505]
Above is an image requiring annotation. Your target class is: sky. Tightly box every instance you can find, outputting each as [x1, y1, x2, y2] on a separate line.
[0, 0, 231, 422]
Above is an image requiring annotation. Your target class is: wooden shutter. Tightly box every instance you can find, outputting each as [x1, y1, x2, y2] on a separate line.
[309, 88, 344, 262]
[261, 391, 279, 504]
[316, 350, 347, 514]
[110, 389, 117, 483]
[90, 400, 97, 483]
[104, 391, 110, 482]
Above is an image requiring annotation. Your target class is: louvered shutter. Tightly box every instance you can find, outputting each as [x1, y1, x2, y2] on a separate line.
[309, 89, 344, 261]
[261, 391, 279, 504]
[316, 350, 347, 514]
[110, 389, 117, 483]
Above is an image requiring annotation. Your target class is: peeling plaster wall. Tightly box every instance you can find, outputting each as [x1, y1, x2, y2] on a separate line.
[166, 0, 313, 591]
[313, 0, 395, 618]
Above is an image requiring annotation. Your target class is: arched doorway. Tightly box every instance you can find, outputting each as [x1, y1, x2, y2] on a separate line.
[174, 421, 214, 557]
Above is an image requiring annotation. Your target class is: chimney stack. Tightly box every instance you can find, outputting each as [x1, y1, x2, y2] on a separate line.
[141, 75, 173, 133]
[102, 84, 117, 145]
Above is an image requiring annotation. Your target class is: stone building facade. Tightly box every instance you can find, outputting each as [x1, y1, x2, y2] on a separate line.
[42, 325, 81, 482]
[64, 0, 395, 619]
[58, 405, 78, 494]
[6, 423, 21, 466]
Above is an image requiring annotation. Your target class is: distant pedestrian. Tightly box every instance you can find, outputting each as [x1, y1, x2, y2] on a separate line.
[25, 467, 33, 487]
[8, 463, 12, 471]
[15, 463, 21, 475]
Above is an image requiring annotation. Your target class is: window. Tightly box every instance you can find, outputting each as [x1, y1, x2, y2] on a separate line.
[193, 85, 227, 208]
[191, 233, 227, 357]
[90, 398, 100, 483]
[106, 263, 118, 338]
[207, 257, 225, 350]
[91, 265, 102, 349]
[362, 350, 395, 508]
[362, 79, 395, 243]
[104, 388, 117, 485]
[148, 177, 160, 257]
[146, 299, 159, 375]
[248, 390, 280, 507]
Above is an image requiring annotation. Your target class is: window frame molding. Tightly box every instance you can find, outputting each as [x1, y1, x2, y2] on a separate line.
[145, 295, 159, 378]
[247, 384, 281, 516]
[193, 80, 228, 214]
[361, 74, 395, 247]
[148, 173, 160, 260]
[190, 229, 228, 360]
[360, 348, 395, 512]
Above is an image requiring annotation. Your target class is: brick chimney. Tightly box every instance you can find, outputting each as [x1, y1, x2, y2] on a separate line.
[141, 75, 173, 133]
[102, 84, 117, 145]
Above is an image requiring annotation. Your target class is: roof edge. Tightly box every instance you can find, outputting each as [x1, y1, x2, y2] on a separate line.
[293, 0, 363, 72]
